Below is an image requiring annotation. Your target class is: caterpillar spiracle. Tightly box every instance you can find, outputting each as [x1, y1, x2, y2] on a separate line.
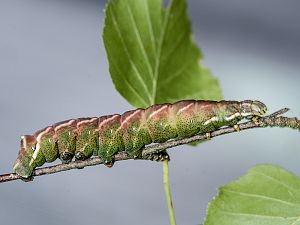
[13, 100, 267, 178]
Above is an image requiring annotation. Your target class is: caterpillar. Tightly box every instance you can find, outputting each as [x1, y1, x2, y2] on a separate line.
[13, 100, 267, 178]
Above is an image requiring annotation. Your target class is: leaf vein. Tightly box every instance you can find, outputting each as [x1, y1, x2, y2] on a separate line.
[109, 56, 149, 107]
[163, 28, 188, 62]
[220, 210, 299, 220]
[223, 188, 300, 208]
[290, 216, 300, 225]
[253, 171, 300, 194]
[126, 4, 154, 77]
[160, 61, 191, 85]
[143, 0, 156, 55]
[109, 7, 152, 104]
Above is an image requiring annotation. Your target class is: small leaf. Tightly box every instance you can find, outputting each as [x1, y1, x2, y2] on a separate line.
[204, 164, 300, 225]
[103, 0, 222, 109]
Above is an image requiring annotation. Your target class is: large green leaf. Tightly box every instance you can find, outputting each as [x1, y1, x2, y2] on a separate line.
[204, 164, 300, 225]
[103, 0, 222, 108]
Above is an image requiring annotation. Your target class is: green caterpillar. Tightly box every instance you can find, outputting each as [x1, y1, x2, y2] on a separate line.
[13, 100, 267, 178]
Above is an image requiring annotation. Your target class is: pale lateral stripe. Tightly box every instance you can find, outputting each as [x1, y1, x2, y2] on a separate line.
[241, 112, 252, 117]
[127, 4, 154, 77]
[110, 9, 152, 103]
[30, 143, 41, 166]
[149, 105, 168, 119]
[205, 112, 242, 125]
[32, 143, 40, 160]
[225, 112, 241, 121]
[204, 116, 219, 125]
[177, 103, 194, 114]
[99, 115, 119, 128]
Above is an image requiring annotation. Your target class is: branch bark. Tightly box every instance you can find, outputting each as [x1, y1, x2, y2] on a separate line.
[0, 108, 299, 183]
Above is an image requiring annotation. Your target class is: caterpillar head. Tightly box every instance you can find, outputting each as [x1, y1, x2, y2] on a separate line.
[240, 100, 267, 118]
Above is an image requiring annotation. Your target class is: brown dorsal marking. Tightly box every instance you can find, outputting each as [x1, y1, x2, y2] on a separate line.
[18, 135, 36, 156]
[98, 114, 121, 129]
[34, 126, 55, 142]
[144, 104, 171, 120]
[121, 109, 143, 129]
[54, 119, 77, 134]
[77, 117, 98, 129]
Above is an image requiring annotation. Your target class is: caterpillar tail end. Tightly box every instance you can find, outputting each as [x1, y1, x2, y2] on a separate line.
[13, 160, 33, 179]
[13, 135, 37, 179]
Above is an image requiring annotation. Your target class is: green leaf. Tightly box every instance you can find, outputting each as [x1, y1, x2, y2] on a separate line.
[103, 0, 222, 109]
[204, 164, 300, 225]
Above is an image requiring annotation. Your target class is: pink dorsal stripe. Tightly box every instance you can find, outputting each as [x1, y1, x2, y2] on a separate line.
[77, 117, 98, 127]
[36, 127, 53, 142]
[99, 114, 120, 127]
[121, 109, 142, 125]
[177, 102, 194, 114]
[54, 119, 76, 131]
[148, 105, 168, 119]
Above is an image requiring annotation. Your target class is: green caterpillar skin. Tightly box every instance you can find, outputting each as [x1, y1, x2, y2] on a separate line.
[13, 100, 267, 178]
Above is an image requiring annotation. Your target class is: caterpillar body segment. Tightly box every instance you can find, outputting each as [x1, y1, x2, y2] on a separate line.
[98, 114, 124, 163]
[13, 100, 267, 178]
[55, 119, 77, 162]
[75, 117, 99, 160]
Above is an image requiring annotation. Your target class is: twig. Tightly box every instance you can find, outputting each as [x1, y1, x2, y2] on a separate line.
[268, 107, 290, 117]
[0, 108, 299, 183]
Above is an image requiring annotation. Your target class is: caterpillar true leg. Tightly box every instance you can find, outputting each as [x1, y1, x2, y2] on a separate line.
[98, 114, 124, 164]
[233, 124, 241, 132]
[122, 109, 151, 159]
[75, 118, 99, 161]
[54, 119, 77, 163]
[251, 116, 259, 122]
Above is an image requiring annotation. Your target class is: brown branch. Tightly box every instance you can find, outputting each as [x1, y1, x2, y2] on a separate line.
[0, 108, 299, 183]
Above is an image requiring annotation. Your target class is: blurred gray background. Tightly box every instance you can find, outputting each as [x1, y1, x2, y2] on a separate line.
[0, 0, 299, 224]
